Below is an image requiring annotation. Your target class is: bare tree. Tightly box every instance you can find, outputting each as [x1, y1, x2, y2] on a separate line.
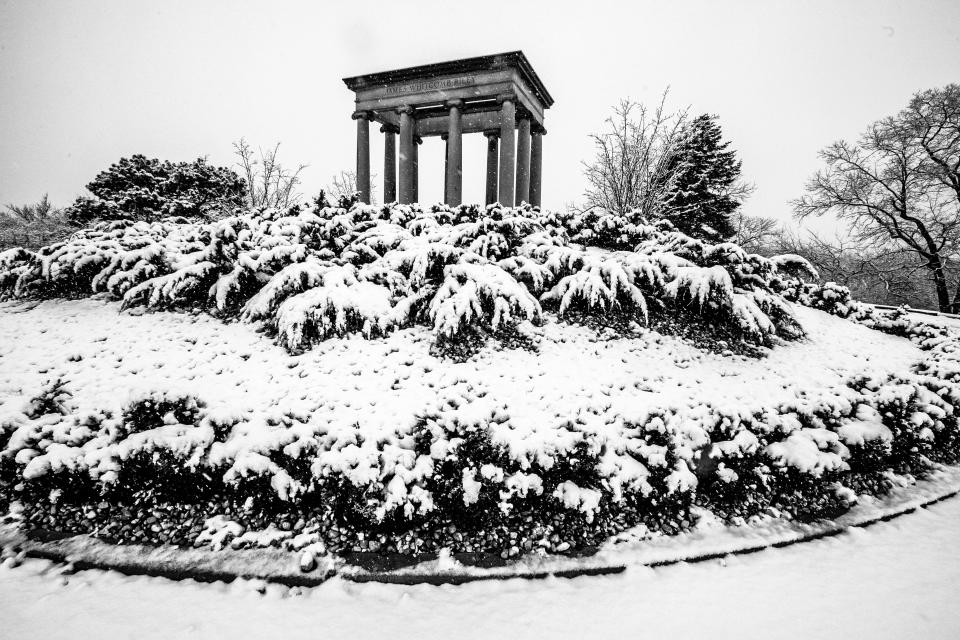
[325, 170, 378, 206]
[1, 194, 75, 250]
[3, 193, 58, 222]
[793, 117, 960, 312]
[904, 84, 960, 207]
[898, 84, 960, 307]
[233, 139, 307, 209]
[773, 230, 936, 307]
[328, 170, 358, 201]
[732, 213, 781, 254]
[581, 93, 689, 218]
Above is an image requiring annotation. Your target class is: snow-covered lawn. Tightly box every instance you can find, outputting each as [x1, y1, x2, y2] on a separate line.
[0, 297, 922, 440]
[2, 493, 958, 640]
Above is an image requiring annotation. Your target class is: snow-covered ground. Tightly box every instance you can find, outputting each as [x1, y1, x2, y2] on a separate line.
[2, 493, 958, 639]
[2, 295, 957, 638]
[0, 297, 922, 443]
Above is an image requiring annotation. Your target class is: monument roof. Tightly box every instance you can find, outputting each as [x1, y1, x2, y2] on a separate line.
[343, 51, 554, 108]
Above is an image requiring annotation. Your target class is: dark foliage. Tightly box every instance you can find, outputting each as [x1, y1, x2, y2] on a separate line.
[64, 155, 246, 224]
[659, 114, 745, 241]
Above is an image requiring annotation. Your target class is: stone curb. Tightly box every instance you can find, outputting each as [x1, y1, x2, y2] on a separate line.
[2, 482, 957, 587]
[641, 486, 960, 569]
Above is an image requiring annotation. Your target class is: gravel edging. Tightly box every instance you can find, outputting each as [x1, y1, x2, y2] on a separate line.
[2, 467, 959, 586]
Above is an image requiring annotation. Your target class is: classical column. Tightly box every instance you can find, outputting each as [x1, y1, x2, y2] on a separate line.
[413, 136, 422, 202]
[398, 107, 415, 204]
[444, 99, 463, 206]
[382, 125, 397, 203]
[442, 134, 449, 204]
[515, 114, 532, 205]
[530, 125, 544, 207]
[497, 96, 516, 206]
[484, 131, 499, 205]
[352, 111, 371, 203]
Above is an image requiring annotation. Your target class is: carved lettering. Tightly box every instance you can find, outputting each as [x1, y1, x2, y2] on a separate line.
[384, 77, 475, 95]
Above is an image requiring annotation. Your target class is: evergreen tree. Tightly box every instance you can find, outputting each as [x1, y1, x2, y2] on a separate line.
[65, 155, 246, 225]
[659, 114, 747, 241]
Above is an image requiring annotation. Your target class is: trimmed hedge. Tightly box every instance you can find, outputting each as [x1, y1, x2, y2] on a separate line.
[2, 301, 957, 556]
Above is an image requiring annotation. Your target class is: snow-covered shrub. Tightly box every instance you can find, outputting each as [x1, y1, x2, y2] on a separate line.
[1, 381, 104, 513]
[828, 303, 960, 469]
[696, 310, 960, 521]
[273, 266, 395, 350]
[778, 280, 860, 317]
[429, 262, 541, 338]
[614, 412, 699, 528]
[786, 281, 959, 376]
[0, 380, 77, 479]
[0, 201, 810, 352]
[540, 254, 649, 319]
[408, 414, 607, 530]
[2, 220, 191, 300]
[683, 404, 849, 522]
[703, 418, 851, 522]
[2, 306, 960, 552]
[0, 248, 34, 290]
[118, 391, 205, 439]
[554, 208, 656, 251]
[769, 254, 819, 280]
[4, 204, 960, 555]
[23, 378, 74, 420]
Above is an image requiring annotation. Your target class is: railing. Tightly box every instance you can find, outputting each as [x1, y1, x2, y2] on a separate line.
[871, 303, 960, 320]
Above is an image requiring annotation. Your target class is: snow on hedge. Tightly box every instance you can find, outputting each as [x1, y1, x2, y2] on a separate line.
[0, 202, 807, 351]
[1, 206, 958, 552]
[0, 293, 957, 547]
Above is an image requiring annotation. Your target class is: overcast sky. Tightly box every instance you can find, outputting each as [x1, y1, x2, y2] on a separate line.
[1, 0, 958, 229]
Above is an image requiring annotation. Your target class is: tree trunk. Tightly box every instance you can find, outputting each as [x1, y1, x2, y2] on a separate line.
[929, 257, 952, 312]
[951, 278, 960, 314]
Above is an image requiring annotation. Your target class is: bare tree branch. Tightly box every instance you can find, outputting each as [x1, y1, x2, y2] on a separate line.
[792, 106, 960, 312]
[580, 92, 689, 219]
[233, 138, 307, 209]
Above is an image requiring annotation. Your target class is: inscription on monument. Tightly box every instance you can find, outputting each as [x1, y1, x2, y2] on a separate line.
[385, 76, 475, 95]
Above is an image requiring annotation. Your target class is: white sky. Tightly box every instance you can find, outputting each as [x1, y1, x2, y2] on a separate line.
[1, 0, 958, 228]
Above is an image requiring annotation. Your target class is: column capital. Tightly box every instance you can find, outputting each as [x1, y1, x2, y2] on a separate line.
[516, 106, 533, 121]
[483, 130, 500, 139]
[440, 133, 449, 141]
[396, 105, 416, 116]
[532, 123, 547, 135]
[444, 98, 465, 109]
[415, 136, 423, 145]
[496, 93, 515, 105]
[380, 123, 399, 134]
[351, 110, 373, 121]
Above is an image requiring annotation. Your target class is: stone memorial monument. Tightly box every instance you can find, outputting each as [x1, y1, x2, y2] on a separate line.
[343, 51, 553, 207]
